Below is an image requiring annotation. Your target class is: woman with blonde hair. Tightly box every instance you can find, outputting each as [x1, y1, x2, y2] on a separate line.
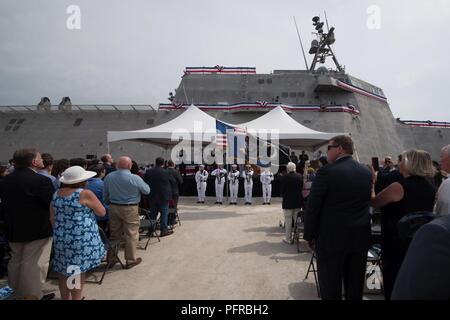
[371, 149, 436, 300]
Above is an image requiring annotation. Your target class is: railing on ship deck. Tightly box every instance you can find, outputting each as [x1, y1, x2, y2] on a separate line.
[0, 105, 157, 113]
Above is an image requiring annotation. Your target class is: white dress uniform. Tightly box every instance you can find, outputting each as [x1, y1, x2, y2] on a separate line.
[195, 169, 208, 202]
[211, 168, 227, 203]
[228, 169, 240, 204]
[260, 170, 274, 204]
[242, 168, 254, 204]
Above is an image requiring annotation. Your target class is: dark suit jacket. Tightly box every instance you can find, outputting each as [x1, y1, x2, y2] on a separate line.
[0, 167, 54, 242]
[167, 167, 183, 198]
[143, 166, 172, 203]
[303, 156, 372, 254]
[392, 215, 450, 300]
[280, 172, 304, 209]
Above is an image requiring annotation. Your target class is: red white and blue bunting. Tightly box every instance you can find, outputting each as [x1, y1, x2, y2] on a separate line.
[159, 102, 360, 115]
[398, 120, 450, 128]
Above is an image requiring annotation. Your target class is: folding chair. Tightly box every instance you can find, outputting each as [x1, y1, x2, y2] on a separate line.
[304, 251, 321, 298]
[365, 244, 383, 294]
[86, 227, 125, 285]
[138, 209, 160, 250]
[169, 207, 181, 227]
[292, 210, 307, 253]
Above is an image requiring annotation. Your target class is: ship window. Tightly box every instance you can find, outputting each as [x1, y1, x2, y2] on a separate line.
[266, 79, 272, 84]
[9, 119, 17, 124]
[73, 118, 83, 127]
[5, 126, 12, 131]
[146, 119, 154, 125]
[258, 79, 265, 84]
[297, 92, 305, 97]
[282, 92, 289, 98]
[289, 92, 297, 98]
[17, 119, 25, 124]
[12, 126, 20, 131]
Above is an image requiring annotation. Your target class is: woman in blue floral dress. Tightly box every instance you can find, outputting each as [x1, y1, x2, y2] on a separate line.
[50, 166, 106, 300]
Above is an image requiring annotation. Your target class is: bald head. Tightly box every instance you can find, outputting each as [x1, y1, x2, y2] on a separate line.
[117, 156, 132, 170]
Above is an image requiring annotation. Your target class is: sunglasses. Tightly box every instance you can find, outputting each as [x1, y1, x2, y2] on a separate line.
[327, 145, 340, 151]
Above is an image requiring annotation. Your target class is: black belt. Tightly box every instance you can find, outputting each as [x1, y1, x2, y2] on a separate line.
[111, 203, 139, 207]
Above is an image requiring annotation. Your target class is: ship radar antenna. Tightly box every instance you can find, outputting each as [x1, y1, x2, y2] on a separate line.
[293, 16, 309, 70]
[324, 10, 330, 32]
[309, 15, 344, 73]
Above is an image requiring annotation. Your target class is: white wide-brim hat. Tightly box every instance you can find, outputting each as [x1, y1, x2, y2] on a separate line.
[60, 166, 96, 184]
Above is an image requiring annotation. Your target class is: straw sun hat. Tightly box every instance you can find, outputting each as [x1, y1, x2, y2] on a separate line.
[59, 166, 96, 185]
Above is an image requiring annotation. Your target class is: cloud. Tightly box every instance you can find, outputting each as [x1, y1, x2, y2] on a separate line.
[0, 0, 449, 121]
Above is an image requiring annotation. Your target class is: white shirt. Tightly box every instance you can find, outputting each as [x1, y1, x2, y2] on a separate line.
[435, 178, 450, 217]
[195, 170, 208, 184]
[211, 169, 227, 182]
[260, 171, 274, 184]
[242, 169, 254, 184]
[228, 170, 240, 185]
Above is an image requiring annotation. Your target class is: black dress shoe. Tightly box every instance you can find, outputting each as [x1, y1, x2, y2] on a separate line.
[125, 257, 142, 269]
[160, 230, 174, 237]
[41, 293, 55, 300]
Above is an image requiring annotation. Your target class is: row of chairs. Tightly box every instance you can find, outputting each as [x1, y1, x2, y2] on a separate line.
[49, 206, 181, 285]
[292, 210, 385, 298]
[88, 207, 181, 284]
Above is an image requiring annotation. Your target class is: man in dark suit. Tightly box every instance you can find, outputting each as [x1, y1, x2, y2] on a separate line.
[304, 135, 372, 300]
[280, 162, 304, 244]
[0, 149, 54, 299]
[392, 214, 450, 300]
[143, 157, 173, 237]
[167, 160, 183, 225]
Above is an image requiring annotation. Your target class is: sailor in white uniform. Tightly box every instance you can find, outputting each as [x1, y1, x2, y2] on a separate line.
[228, 164, 240, 205]
[260, 168, 274, 205]
[211, 165, 227, 205]
[195, 165, 208, 203]
[242, 165, 254, 205]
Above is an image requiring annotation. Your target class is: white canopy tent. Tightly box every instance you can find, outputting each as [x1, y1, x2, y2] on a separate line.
[107, 105, 218, 146]
[107, 105, 342, 150]
[238, 106, 343, 150]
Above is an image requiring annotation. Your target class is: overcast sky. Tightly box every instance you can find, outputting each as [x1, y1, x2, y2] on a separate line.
[1, 0, 449, 121]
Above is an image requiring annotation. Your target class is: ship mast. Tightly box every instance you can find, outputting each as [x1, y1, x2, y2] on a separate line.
[309, 15, 344, 72]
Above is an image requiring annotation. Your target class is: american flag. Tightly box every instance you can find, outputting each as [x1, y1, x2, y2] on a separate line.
[216, 120, 230, 148]
[216, 120, 247, 148]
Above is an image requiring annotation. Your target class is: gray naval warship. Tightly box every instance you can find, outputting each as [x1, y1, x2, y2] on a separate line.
[1, 16, 449, 164]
